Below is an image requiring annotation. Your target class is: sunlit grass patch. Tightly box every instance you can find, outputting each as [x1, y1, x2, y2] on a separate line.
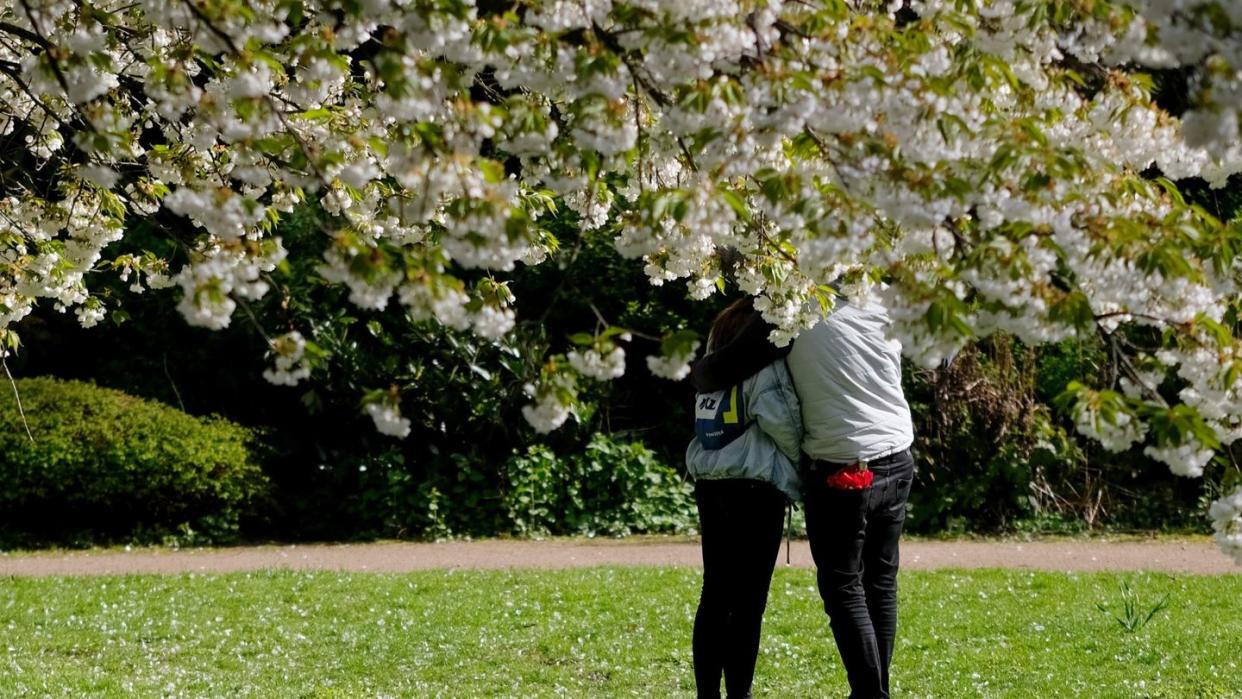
[1, 567, 1239, 697]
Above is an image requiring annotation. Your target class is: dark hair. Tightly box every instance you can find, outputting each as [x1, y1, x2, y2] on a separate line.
[708, 297, 756, 352]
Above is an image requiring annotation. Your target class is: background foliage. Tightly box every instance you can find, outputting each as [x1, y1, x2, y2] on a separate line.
[904, 338, 1226, 536]
[7, 207, 711, 544]
[4, 199, 1229, 545]
[0, 377, 267, 547]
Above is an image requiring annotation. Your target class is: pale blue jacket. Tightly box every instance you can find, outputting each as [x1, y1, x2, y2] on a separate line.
[685, 360, 804, 503]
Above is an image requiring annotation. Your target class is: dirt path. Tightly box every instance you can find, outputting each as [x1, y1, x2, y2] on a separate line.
[0, 538, 1236, 577]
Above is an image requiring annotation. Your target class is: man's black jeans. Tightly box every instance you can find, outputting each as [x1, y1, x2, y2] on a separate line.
[694, 479, 787, 699]
[804, 449, 914, 699]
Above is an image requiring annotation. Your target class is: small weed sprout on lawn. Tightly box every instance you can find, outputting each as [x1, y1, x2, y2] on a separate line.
[1095, 581, 1171, 633]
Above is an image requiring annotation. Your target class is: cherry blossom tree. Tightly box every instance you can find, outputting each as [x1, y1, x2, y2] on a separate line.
[1, 0, 1241, 560]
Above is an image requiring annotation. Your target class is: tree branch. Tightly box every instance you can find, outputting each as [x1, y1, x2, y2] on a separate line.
[2, 357, 34, 443]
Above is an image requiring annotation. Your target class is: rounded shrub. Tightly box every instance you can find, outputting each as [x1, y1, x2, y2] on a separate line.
[0, 376, 268, 547]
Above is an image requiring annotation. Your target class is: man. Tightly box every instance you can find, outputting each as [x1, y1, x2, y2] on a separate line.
[691, 295, 915, 699]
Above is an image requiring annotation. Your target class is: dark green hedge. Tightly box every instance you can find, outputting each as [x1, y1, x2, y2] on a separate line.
[0, 377, 268, 547]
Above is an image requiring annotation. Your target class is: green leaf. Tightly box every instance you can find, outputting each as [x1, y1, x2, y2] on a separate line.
[660, 329, 700, 356]
[718, 189, 751, 222]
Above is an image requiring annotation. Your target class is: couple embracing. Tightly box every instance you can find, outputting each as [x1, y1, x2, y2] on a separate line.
[686, 294, 915, 699]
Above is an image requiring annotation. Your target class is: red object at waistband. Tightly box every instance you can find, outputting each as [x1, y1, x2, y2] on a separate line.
[823, 463, 874, 490]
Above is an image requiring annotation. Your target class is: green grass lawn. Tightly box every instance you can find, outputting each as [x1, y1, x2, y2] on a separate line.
[1, 568, 1240, 697]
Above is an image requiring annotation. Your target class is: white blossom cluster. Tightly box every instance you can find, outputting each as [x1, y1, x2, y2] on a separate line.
[174, 240, 287, 330]
[646, 340, 701, 381]
[521, 372, 578, 434]
[1209, 487, 1242, 566]
[568, 346, 627, 381]
[1142, 440, 1216, 479]
[261, 331, 312, 387]
[1092, 2, 1242, 158]
[521, 392, 572, 435]
[366, 400, 412, 439]
[2, 0, 1242, 560]
[1160, 343, 1242, 443]
[1072, 401, 1149, 454]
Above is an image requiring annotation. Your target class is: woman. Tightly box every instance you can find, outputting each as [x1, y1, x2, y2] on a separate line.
[685, 297, 803, 699]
